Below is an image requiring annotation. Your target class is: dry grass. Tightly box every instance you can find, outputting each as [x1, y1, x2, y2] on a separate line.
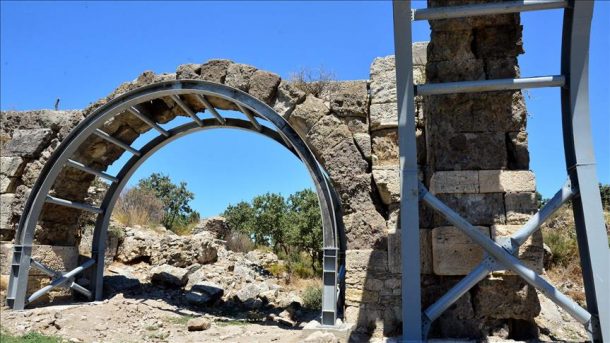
[541, 205, 610, 306]
[289, 67, 337, 98]
[113, 187, 164, 227]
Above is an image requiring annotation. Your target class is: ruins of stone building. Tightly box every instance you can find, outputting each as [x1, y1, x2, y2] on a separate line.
[1, 6, 543, 339]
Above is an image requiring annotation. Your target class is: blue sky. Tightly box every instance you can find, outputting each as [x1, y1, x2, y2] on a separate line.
[1, 1, 608, 217]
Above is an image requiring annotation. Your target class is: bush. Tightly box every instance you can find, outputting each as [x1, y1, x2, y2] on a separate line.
[302, 285, 322, 310]
[289, 67, 337, 98]
[543, 229, 579, 267]
[267, 263, 287, 277]
[113, 187, 164, 227]
[225, 231, 255, 253]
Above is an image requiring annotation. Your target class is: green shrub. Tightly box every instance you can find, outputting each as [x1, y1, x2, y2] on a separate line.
[302, 285, 322, 310]
[267, 263, 287, 277]
[0, 328, 62, 343]
[543, 229, 579, 267]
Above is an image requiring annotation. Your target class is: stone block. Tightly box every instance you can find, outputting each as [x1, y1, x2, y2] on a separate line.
[505, 192, 537, 224]
[412, 42, 428, 66]
[492, 224, 544, 274]
[345, 287, 379, 304]
[479, 170, 535, 193]
[288, 95, 330, 137]
[272, 80, 306, 117]
[328, 81, 368, 118]
[426, 59, 486, 83]
[0, 177, 14, 193]
[175, 63, 200, 79]
[0, 244, 78, 276]
[428, 31, 476, 62]
[429, 171, 479, 194]
[387, 228, 433, 274]
[353, 133, 371, 162]
[3, 129, 53, 158]
[432, 226, 491, 275]
[508, 131, 530, 169]
[434, 193, 505, 226]
[0, 157, 24, 178]
[372, 166, 400, 205]
[474, 276, 540, 320]
[430, 132, 507, 170]
[345, 249, 387, 272]
[224, 63, 257, 91]
[199, 59, 232, 83]
[371, 129, 398, 167]
[248, 70, 281, 105]
[0, 194, 15, 230]
[369, 102, 397, 131]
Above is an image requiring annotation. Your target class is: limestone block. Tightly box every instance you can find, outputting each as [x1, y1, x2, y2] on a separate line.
[353, 133, 371, 162]
[224, 63, 257, 91]
[387, 228, 433, 274]
[470, 92, 527, 132]
[372, 166, 400, 205]
[434, 193, 505, 226]
[430, 132, 507, 170]
[305, 115, 351, 162]
[429, 171, 479, 194]
[328, 81, 368, 118]
[432, 226, 491, 275]
[474, 25, 524, 58]
[370, 56, 397, 105]
[428, 31, 476, 62]
[492, 224, 544, 274]
[340, 116, 369, 135]
[371, 129, 398, 167]
[479, 170, 535, 193]
[412, 42, 428, 66]
[345, 249, 388, 272]
[474, 276, 540, 320]
[248, 70, 281, 105]
[288, 95, 329, 137]
[3, 129, 53, 158]
[505, 192, 537, 224]
[370, 102, 397, 131]
[0, 157, 24, 177]
[175, 63, 200, 79]
[199, 59, 232, 83]
[0, 244, 78, 276]
[0, 177, 14, 193]
[508, 131, 530, 170]
[370, 69, 396, 105]
[0, 193, 15, 230]
[426, 59, 485, 83]
[345, 287, 379, 304]
[272, 81, 306, 117]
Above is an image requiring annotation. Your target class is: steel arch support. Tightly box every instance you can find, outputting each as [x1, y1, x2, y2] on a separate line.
[7, 81, 345, 327]
[561, 1, 610, 340]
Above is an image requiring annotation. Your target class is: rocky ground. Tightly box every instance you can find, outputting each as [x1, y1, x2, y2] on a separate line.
[0, 218, 593, 342]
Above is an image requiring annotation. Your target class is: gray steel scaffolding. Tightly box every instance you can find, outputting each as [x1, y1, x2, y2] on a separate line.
[6, 81, 346, 327]
[394, 0, 609, 341]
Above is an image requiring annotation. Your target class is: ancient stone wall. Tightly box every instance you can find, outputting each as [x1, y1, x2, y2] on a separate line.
[1, 7, 543, 336]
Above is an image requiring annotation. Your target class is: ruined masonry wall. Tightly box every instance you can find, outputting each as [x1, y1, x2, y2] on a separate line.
[1, 5, 543, 336]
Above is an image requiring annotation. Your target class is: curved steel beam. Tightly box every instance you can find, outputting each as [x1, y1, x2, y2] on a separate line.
[7, 81, 344, 326]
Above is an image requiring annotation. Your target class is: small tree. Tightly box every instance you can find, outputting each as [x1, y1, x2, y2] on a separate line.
[287, 189, 323, 272]
[599, 183, 610, 211]
[138, 173, 195, 232]
[289, 67, 337, 98]
[252, 193, 288, 252]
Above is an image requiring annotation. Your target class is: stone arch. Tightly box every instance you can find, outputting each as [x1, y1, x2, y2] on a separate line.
[7, 78, 347, 326]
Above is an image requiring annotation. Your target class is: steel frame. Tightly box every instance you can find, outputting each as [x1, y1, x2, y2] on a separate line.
[394, 0, 609, 341]
[6, 81, 346, 326]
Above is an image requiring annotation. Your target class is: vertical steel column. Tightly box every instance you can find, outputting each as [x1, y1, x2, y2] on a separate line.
[393, 1, 422, 341]
[561, 1, 610, 340]
[321, 248, 338, 326]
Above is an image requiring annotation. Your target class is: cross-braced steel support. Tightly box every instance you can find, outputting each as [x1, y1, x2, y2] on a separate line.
[394, 0, 609, 341]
